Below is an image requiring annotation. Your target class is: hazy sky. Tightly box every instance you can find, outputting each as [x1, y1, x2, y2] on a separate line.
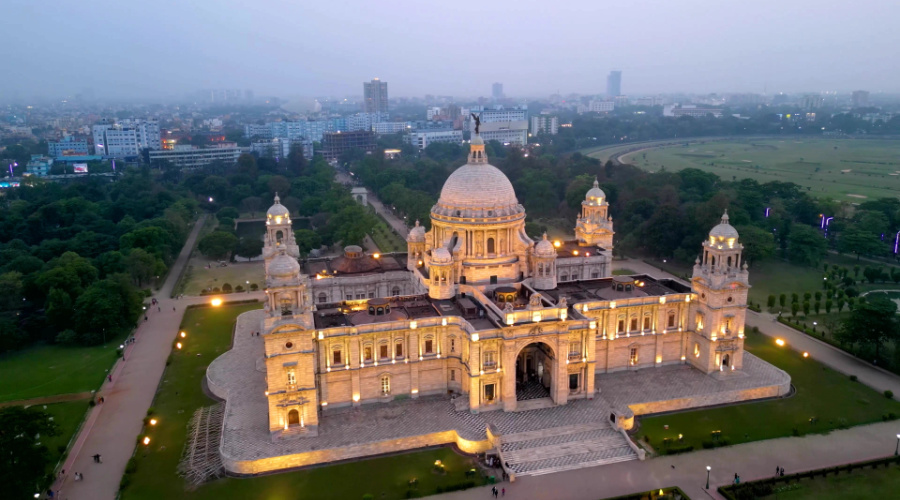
[3, 0, 899, 100]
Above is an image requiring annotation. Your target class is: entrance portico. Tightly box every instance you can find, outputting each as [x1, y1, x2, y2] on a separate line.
[503, 339, 571, 411]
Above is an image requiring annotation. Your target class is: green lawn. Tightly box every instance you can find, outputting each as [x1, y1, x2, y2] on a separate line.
[42, 401, 90, 468]
[618, 138, 900, 200]
[733, 461, 900, 500]
[122, 301, 485, 500]
[369, 216, 407, 253]
[181, 256, 265, 296]
[636, 328, 900, 454]
[0, 340, 125, 403]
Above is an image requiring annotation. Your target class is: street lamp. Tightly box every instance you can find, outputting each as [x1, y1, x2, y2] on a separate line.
[895, 434, 900, 456]
[706, 465, 711, 489]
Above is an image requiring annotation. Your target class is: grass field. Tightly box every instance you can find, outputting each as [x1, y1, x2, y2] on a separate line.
[42, 401, 90, 467]
[0, 340, 125, 402]
[635, 327, 900, 454]
[618, 137, 900, 200]
[181, 257, 265, 296]
[731, 460, 900, 500]
[122, 302, 486, 500]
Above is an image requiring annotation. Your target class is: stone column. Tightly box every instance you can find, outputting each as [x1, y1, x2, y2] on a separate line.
[554, 340, 568, 406]
[502, 346, 517, 412]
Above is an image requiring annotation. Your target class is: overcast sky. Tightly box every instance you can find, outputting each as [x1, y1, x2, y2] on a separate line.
[3, 0, 898, 101]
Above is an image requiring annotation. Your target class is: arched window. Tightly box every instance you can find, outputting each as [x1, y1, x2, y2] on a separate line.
[276, 230, 284, 244]
[667, 311, 676, 328]
[487, 237, 495, 254]
[380, 375, 391, 396]
[391, 286, 401, 296]
[561, 274, 568, 282]
[727, 256, 732, 268]
[318, 293, 327, 303]
[287, 409, 300, 426]
[722, 354, 730, 367]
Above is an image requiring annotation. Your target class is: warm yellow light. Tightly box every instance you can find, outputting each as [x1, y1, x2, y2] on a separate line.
[211, 298, 223, 307]
[149, 418, 158, 426]
[143, 437, 151, 445]
[589, 321, 597, 330]
[471, 333, 479, 342]
[373, 253, 380, 259]
[176, 342, 182, 349]
[803, 352, 809, 358]
[353, 394, 360, 402]
[553, 241, 561, 248]
[656, 355, 662, 364]
[318, 331, 324, 340]
[573, 250, 579, 256]
[274, 216, 282, 224]
[321, 401, 328, 406]
[659, 297, 666, 304]
[180, 331, 186, 338]
[412, 389, 419, 394]
[775, 339, 785, 346]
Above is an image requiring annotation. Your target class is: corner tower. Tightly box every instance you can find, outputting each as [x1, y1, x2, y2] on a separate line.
[575, 179, 614, 249]
[263, 194, 299, 274]
[689, 210, 749, 374]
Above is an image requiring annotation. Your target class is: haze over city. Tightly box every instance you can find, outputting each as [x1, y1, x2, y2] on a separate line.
[4, 0, 900, 101]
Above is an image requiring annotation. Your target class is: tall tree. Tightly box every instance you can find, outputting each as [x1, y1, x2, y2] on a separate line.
[0, 406, 60, 499]
[836, 295, 899, 359]
[197, 231, 238, 261]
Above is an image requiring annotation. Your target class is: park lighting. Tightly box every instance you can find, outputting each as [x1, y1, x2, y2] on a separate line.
[553, 240, 561, 248]
[180, 331, 186, 338]
[775, 338, 785, 347]
[211, 298, 223, 307]
[143, 436, 151, 445]
[208, 197, 214, 202]
[803, 352, 809, 358]
[896, 434, 900, 456]
[373, 253, 380, 259]
[706, 466, 711, 489]
[176, 342, 182, 349]
[119, 344, 124, 349]
[149, 418, 158, 426]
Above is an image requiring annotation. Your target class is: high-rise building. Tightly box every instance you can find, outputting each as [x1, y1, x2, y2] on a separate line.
[606, 70, 622, 97]
[467, 107, 529, 145]
[531, 115, 559, 135]
[492, 82, 504, 100]
[320, 130, 376, 160]
[363, 78, 389, 114]
[92, 119, 161, 156]
[851, 90, 869, 108]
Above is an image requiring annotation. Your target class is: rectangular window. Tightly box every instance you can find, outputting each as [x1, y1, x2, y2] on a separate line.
[484, 351, 496, 367]
[643, 317, 651, 331]
[484, 383, 495, 402]
[380, 344, 388, 359]
[368, 292, 375, 299]
[450, 369, 456, 381]
[450, 338, 456, 352]
[381, 376, 390, 396]
[630, 318, 638, 331]
[345, 294, 353, 301]
[617, 320, 625, 333]
[630, 348, 638, 365]
[668, 313, 676, 328]
[287, 371, 296, 385]
[425, 339, 433, 354]
[333, 350, 342, 365]
[569, 373, 579, 391]
[395, 343, 403, 357]
[364, 346, 372, 361]
[569, 342, 581, 357]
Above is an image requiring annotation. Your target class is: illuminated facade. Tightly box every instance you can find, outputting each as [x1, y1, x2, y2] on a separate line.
[252, 133, 764, 440]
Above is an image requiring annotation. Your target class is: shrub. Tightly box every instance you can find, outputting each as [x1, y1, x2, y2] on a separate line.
[146, 407, 155, 416]
[885, 390, 894, 399]
[665, 445, 694, 454]
[125, 457, 138, 474]
[222, 283, 233, 293]
[235, 285, 244, 292]
[212, 287, 221, 293]
[55, 329, 79, 346]
[850, 375, 858, 382]
[250, 283, 259, 291]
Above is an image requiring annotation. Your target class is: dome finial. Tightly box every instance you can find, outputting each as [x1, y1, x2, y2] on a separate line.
[414, 219, 420, 227]
[274, 192, 281, 204]
[721, 209, 729, 224]
[593, 177, 599, 188]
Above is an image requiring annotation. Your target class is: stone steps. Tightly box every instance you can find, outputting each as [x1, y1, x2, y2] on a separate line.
[498, 422, 638, 477]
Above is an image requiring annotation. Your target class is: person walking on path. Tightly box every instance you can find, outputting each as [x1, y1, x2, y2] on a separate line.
[502, 487, 506, 496]
[92, 454, 102, 463]
[107, 374, 112, 383]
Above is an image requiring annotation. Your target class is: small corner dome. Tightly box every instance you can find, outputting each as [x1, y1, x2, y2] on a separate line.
[709, 210, 739, 239]
[407, 220, 426, 242]
[267, 194, 290, 219]
[432, 247, 452, 264]
[269, 252, 300, 278]
[534, 233, 556, 257]
[585, 179, 605, 202]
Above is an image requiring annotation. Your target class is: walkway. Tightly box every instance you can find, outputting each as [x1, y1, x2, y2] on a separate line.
[437, 420, 900, 500]
[335, 171, 410, 238]
[54, 215, 262, 500]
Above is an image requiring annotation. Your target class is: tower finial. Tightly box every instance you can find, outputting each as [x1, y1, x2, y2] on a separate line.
[593, 177, 599, 188]
[542, 232, 548, 240]
[274, 192, 281, 204]
[721, 209, 729, 224]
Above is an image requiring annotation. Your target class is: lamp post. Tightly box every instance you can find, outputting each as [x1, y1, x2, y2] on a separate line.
[895, 434, 900, 456]
[706, 465, 711, 489]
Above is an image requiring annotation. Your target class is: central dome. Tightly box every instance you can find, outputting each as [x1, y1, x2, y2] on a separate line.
[432, 136, 523, 219]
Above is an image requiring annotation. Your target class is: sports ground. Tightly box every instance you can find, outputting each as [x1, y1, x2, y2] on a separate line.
[598, 137, 900, 201]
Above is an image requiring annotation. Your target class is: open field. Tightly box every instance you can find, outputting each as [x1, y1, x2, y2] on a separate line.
[122, 302, 486, 500]
[635, 327, 900, 454]
[181, 257, 264, 296]
[730, 459, 900, 500]
[618, 137, 900, 200]
[0, 340, 125, 403]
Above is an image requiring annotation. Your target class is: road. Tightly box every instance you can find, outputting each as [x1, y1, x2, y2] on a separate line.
[335, 171, 410, 238]
[55, 215, 264, 500]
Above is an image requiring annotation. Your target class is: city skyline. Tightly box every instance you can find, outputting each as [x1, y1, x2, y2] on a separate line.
[3, 0, 899, 101]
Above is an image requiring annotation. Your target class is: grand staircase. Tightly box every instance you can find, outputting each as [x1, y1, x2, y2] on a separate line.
[497, 422, 638, 477]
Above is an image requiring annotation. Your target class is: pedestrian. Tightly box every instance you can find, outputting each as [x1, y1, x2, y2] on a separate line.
[107, 374, 112, 382]
[93, 453, 101, 463]
[173, 307, 176, 311]
[502, 487, 506, 496]
[775, 465, 780, 476]
[74, 472, 81, 481]
[158, 306, 161, 312]
[780, 468, 785, 477]
[144, 315, 148, 321]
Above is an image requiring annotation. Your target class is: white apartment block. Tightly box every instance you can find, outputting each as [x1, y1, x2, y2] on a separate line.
[92, 119, 161, 156]
[530, 115, 559, 135]
[407, 129, 463, 149]
[374, 122, 411, 135]
[468, 107, 529, 145]
[149, 144, 244, 169]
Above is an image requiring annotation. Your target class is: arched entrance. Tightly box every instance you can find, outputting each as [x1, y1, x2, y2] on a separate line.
[722, 353, 730, 368]
[515, 342, 554, 401]
[287, 409, 300, 427]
